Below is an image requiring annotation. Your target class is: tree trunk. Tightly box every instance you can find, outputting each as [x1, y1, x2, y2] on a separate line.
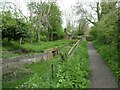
[36, 30, 40, 42]
[47, 28, 53, 41]
[30, 29, 32, 44]
[19, 37, 22, 45]
[97, 2, 101, 21]
[79, 22, 80, 35]
[50, 32, 53, 41]
[49, 32, 52, 41]
[8, 38, 11, 42]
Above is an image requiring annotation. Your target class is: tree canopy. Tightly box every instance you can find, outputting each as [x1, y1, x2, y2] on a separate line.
[1, 1, 64, 44]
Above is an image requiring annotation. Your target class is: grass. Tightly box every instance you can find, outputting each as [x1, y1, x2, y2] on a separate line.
[21, 39, 73, 52]
[2, 39, 74, 88]
[53, 41, 90, 88]
[3, 41, 89, 88]
[93, 41, 120, 81]
[2, 50, 25, 59]
[2, 53, 64, 88]
[59, 45, 72, 54]
[3, 73, 32, 88]
[2, 39, 76, 59]
[0, 45, 2, 59]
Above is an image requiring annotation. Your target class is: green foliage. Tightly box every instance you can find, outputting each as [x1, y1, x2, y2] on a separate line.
[73, 25, 84, 36]
[21, 39, 72, 52]
[28, 2, 64, 41]
[7, 41, 89, 88]
[2, 11, 29, 42]
[1, 2, 64, 44]
[86, 35, 94, 41]
[56, 41, 89, 88]
[2, 39, 73, 59]
[66, 22, 71, 33]
[73, 25, 79, 36]
[90, 2, 119, 82]
[2, 67, 32, 88]
[73, 19, 88, 36]
[48, 3, 64, 40]
[90, 8, 118, 45]
[100, 1, 117, 18]
[93, 41, 119, 81]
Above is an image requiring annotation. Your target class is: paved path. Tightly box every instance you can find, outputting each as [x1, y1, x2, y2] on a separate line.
[87, 42, 118, 88]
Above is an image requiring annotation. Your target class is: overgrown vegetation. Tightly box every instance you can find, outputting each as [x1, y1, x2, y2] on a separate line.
[1, 1, 68, 59]
[90, 1, 119, 82]
[1, 0, 119, 89]
[3, 41, 89, 88]
[93, 41, 119, 81]
[2, 39, 75, 59]
[1, 1, 64, 44]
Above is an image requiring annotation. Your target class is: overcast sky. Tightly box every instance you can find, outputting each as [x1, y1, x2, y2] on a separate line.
[57, 0, 98, 27]
[1, 0, 99, 28]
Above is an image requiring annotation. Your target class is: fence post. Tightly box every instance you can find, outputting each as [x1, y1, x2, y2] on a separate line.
[51, 64, 55, 80]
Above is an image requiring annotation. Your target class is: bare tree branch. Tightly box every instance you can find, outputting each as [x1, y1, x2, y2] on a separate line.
[85, 16, 95, 25]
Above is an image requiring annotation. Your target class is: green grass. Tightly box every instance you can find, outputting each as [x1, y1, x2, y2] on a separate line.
[2, 39, 76, 59]
[2, 53, 63, 88]
[93, 41, 119, 81]
[0, 45, 2, 59]
[2, 40, 74, 88]
[3, 41, 89, 88]
[21, 39, 73, 52]
[59, 45, 72, 54]
[4, 41, 89, 88]
[2, 51, 22, 59]
[54, 41, 90, 88]
[2, 65, 33, 88]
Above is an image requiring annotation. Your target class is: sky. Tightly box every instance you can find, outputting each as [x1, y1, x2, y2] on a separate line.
[1, 0, 119, 28]
[56, 0, 98, 27]
[0, 0, 99, 28]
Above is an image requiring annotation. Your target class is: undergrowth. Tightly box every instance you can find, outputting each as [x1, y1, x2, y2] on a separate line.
[3, 41, 89, 88]
[2, 39, 75, 59]
[93, 41, 119, 81]
[14, 41, 90, 88]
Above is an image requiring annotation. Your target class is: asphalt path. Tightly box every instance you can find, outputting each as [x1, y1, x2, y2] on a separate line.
[87, 42, 118, 88]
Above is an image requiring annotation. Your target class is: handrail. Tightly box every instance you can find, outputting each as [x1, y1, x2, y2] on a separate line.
[68, 40, 80, 56]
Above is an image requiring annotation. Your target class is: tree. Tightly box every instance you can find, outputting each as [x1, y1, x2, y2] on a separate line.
[66, 21, 71, 33]
[28, 2, 47, 42]
[79, 18, 88, 35]
[90, 1, 119, 45]
[2, 11, 29, 43]
[100, 1, 117, 19]
[47, 3, 63, 41]
[73, 18, 88, 36]
[74, 0, 118, 26]
[28, 2, 63, 41]
[74, 1, 101, 25]
[0, 2, 33, 44]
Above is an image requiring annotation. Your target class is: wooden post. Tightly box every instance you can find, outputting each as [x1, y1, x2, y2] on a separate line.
[60, 52, 65, 61]
[51, 64, 55, 80]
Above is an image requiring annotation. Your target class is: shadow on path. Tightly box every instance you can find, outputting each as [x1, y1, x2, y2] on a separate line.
[87, 42, 118, 88]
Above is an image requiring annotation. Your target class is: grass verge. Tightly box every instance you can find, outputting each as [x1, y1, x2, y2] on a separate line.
[2, 39, 76, 59]
[93, 41, 119, 81]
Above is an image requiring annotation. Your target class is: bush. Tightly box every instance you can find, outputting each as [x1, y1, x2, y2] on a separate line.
[86, 35, 94, 41]
[90, 9, 118, 45]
